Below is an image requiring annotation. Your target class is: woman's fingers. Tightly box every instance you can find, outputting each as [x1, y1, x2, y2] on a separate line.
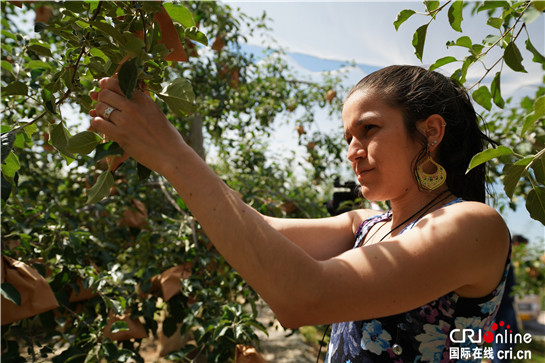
[97, 89, 129, 110]
[91, 115, 117, 137]
[99, 77, 123, 95]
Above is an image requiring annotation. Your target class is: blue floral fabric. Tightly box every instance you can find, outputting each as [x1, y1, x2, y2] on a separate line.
[325, 199, 510, 362]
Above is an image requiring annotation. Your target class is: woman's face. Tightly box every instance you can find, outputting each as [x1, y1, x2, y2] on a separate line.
[342, 90, 424, 202]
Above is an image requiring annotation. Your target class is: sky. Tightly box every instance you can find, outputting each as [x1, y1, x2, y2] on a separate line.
[223, 0, 545, 244]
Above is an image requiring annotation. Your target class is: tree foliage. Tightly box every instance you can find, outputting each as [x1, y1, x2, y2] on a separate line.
[1, 1, 348, 361]
[395, 0, 545, 225]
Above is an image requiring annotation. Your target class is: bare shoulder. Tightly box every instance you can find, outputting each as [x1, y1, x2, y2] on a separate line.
[420, 200, 509, 249]
[436, 200, 507, 235]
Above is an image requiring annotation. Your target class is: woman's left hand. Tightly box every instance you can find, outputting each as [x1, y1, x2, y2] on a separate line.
[90, 77, 188, 175]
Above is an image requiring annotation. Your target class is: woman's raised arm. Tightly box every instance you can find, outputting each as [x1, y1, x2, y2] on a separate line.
[261, 210, 376, 260]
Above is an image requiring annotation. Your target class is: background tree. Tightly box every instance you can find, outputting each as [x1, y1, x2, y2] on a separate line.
[1, 1, 350, 361]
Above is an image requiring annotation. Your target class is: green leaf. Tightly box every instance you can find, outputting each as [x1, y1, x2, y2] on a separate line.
[63, 1, 86, 13]
[486, 17, 503, 29]
[455, 36, 472, 49]
[526, 186, 545, 225]
[412, 24, 428, 62]
[86, 170, 114, 204]
[2, 151, 20, 179]
[91, 21, 123, 43]
[504, 42, 527, 73]
[13, 132, 25, 149]
[533, 1, 545, 12]
[467, 145, 513, 172]
[526, 39, 545, 65]
[484, 34, 501, 45]
[1, 29, 17, 41]
[393, 9, 415, 31]
[89, 47, 108, 62]
[121, 32, 146, 59]
[27, 60, 52, 70]
[447, 0, 463, 32]
[28, 44, 52, 57]
[514, 156, 534, 167]
[42, 89, 57, 114]
[521, 95, 545, 136]
[1, 131, 16, 163]
[156, 78, 196, 117]
[1, 282, 21, 306]
[472, 85, 492, 111]
[163, 3, 195, 28]
[1, 173, 12, 201]
[429, 56, 458, 71]
[2, 81, 28, 96]
[471, 43, 484, 56]
[34, 22, 47, 32]
[66, 131, 102, 155]
[184, 28, 208, 46]
[533, 95, 545, 120]
[110, 321, 129, 334]
[476, 1, 510, 13]
[425, 1, 440, 13]
[531, 154, 545, 185]
[503, 163, 526, 199]
[94, 141, 124, 161]
[458, 55, 476, 84]
[49, 123, 75, 160]
[1, 60, 13, 74]
[490, 72, 505, 108]
[75, 20, 90, 29]
[118, 58, 138, 99]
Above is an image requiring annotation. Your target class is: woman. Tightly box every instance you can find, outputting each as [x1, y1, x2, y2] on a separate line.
[90, 65, 510, 362]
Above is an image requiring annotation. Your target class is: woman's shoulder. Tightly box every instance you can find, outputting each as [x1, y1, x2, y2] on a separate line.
[418, 200, 509, 247]
[439, 200, 507, 230]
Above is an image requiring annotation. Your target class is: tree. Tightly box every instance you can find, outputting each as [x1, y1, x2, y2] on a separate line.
[1, 1, 348, 361]
[395, 0, 545, 225]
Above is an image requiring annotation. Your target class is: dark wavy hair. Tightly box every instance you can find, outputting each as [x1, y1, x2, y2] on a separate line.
[347, 65, 496, 203]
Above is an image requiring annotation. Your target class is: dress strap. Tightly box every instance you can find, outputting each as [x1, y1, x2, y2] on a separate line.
[354, 211, 392, 248]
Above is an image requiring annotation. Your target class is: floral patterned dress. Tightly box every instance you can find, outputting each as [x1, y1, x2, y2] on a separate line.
[325, 199, 510, 362]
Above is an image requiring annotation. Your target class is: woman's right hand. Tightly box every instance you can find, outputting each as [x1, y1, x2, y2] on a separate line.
[90, 77, 188, 176]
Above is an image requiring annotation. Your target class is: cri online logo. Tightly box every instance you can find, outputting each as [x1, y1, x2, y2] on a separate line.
[450, 320, 532, 345]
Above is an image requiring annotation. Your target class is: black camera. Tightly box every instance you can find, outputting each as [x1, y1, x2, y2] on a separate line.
[326, 177, 359, 216]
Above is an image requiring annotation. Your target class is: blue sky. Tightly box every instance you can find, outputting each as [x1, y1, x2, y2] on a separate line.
[225, 1, 545, 243]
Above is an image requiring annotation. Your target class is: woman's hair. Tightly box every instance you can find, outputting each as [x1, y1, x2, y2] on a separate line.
[347, 65, 496, 203]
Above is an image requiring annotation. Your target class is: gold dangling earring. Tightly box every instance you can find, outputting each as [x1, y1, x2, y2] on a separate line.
[416, 143, 447, 190]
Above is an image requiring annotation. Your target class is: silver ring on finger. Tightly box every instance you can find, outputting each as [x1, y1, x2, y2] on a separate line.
[103, 106, 117, 121]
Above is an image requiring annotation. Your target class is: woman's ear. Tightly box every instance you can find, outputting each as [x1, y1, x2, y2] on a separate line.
[418, 114, 446, 153]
